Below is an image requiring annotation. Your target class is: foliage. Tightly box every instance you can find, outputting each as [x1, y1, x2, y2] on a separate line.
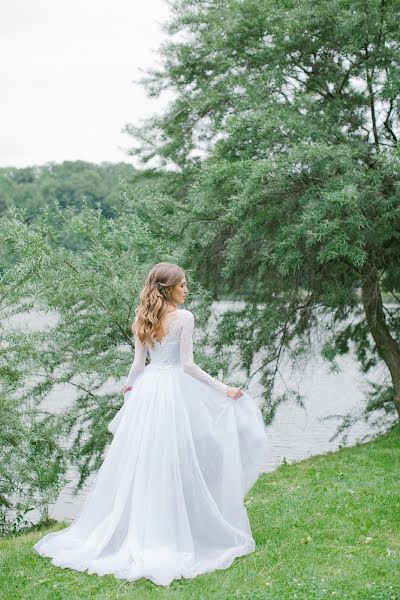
[0, 332, 66, 535]
[125, 0, 400, 425]
[0, 161, 137, 271]
[0, 161, 137, 219]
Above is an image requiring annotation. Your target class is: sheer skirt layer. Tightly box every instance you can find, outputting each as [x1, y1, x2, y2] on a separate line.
[34, 363, 267, 586]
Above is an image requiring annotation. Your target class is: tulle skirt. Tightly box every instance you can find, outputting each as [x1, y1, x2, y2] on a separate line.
[34, 363, 268, 586]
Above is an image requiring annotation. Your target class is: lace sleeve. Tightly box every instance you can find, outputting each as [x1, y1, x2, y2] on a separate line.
[180, 310, 228, 395]
[124, 334, 147, 387]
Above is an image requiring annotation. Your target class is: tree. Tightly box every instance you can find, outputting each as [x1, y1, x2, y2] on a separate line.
[125, 0, 400, 430]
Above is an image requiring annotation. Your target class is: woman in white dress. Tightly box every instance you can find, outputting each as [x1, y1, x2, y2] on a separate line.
[34, 262, 268, 586]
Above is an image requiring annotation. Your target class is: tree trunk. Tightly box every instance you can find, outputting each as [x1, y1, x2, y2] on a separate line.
[361, 264, 400, 420]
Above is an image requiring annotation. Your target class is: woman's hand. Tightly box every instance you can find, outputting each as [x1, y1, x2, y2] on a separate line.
[120, 385, 133, 395]
[226, 386, 243, 400]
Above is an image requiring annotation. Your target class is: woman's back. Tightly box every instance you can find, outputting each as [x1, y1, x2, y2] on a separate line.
[127, 308, 229, 393]
[146, 307, 186, 366]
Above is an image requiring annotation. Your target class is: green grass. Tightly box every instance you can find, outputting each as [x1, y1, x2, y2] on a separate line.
[1, 425, 400, 600]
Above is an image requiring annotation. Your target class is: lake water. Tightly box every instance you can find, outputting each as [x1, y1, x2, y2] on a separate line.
[8, 301, 397, 523]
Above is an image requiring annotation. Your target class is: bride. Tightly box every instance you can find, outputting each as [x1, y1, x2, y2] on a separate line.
[34, 262, 268, 586]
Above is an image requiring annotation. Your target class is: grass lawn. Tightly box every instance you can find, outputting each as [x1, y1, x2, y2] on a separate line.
[1, 424, 399, 600]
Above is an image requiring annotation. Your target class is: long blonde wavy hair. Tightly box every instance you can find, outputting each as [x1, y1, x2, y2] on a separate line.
[133, 262, 186, 349]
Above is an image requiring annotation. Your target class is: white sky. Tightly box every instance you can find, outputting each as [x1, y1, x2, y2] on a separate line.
[0, 0, 173, 167]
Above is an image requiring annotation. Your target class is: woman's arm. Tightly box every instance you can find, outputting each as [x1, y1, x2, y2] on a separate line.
[123, 334, 147, 389]
[179, 310, 228, 394]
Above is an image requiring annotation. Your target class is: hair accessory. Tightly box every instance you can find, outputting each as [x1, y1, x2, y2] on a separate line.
[157, 281, 170, 296]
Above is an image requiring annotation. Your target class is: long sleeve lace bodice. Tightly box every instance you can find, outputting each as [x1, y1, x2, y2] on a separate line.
[123, 309, 228, 395]
[179, 310, 228, 395]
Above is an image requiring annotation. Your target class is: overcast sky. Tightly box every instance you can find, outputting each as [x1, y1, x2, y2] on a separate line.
[0, 0, 173, 168]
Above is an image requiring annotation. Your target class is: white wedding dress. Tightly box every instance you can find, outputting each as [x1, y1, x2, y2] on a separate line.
[34, 308, 268, 586]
